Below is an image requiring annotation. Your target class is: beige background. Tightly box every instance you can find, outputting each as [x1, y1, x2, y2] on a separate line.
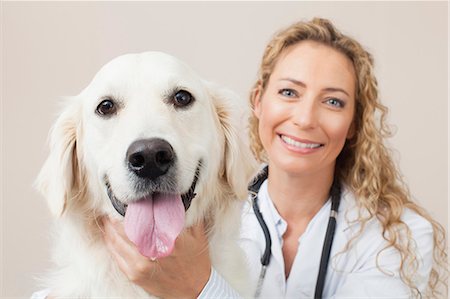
[1, 1, 448, 297]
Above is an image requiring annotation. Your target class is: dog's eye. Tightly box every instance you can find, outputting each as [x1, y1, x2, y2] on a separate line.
[173, 90, 194, 107]
[96, 99, 117, 116]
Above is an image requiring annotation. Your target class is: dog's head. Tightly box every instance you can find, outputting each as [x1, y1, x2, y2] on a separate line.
[35, 52, 257, 258]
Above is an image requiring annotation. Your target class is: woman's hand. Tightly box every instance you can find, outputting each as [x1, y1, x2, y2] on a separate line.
[102, 217, 211, 299]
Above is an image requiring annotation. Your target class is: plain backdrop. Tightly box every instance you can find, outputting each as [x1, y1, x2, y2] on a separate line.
[1, 1, 448, 297]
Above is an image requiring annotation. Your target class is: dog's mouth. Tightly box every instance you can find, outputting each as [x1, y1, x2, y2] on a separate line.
[104, 164, 201, 259]
[105, 166, 200, 217]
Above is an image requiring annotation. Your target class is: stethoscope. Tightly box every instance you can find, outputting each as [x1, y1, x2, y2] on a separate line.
[248, 166, 341, 299]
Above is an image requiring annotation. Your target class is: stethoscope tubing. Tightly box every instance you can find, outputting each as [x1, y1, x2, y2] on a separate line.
[249, 166, 341, 299]
[252, 195, 271, 298]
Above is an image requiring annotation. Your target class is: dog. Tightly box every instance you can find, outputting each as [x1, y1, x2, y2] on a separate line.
[35, 52, 257, 297]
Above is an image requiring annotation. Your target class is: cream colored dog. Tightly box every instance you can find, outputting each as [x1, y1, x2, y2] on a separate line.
[36, 52, 256, 297]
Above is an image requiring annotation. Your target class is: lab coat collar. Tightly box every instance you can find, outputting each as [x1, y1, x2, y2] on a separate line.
[241, 182, 367, 244]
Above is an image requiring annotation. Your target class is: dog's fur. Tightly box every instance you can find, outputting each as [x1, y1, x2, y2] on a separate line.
[36, 52, 256, 297]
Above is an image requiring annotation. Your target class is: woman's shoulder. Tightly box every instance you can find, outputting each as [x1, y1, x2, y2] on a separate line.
[401, 207, 433, 232]
[400, 207, 434, 254]
[337, 186, 434, 270]
[339, 186, 433, 237]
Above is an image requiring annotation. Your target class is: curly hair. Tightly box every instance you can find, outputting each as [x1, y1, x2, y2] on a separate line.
[248, 18, 447, 298]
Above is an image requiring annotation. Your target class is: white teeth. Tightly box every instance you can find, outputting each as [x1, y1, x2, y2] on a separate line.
[281, 135, 322, 149]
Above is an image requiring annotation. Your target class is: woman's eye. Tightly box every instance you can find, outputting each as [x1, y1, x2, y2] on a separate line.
[326, 98, 345, 108]
[96, 99, 117, 116]
[279, 88, 297, 98]
[173, 90, 195, 107]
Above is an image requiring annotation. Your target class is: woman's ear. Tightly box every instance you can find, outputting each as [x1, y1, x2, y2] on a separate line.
[251, 87, 262, 120]
[34, 98, 82, 217]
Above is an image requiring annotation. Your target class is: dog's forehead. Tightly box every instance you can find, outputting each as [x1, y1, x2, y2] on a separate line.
[91, 52, 200, 88]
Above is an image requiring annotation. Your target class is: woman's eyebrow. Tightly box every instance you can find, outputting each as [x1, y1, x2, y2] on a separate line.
[280, 78, 350, 97]
[280, 78, 306, 88]
[323, 87, 350, 97]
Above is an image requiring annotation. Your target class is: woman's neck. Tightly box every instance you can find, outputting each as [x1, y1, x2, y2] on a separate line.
[267, 165, 334, 224]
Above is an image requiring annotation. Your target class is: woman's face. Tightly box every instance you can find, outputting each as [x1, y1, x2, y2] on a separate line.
[254, 41, 356, 177]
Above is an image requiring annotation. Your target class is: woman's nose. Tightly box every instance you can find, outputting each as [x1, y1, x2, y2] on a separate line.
[292, 99, 319, 129]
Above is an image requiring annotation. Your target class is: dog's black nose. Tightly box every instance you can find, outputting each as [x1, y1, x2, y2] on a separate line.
[126, 138, 175, 179]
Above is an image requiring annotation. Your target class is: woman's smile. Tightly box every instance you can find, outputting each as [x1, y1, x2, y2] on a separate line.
[278, 134, 324, 154]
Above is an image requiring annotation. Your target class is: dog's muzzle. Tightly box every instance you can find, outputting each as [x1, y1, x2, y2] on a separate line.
[105, 164, 201, 217]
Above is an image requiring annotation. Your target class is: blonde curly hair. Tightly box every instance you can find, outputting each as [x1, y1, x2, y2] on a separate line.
[249, 18, 447, 298]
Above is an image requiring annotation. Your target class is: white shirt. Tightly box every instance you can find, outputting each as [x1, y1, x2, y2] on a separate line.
[199, 180, 433, 298]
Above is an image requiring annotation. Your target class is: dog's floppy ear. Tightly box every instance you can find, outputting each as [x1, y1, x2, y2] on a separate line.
[206, 82, 258, 199]
[35, 98, 82, 217]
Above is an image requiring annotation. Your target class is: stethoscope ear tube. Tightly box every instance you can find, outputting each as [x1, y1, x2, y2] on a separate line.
[250, 166, 271, 298]
[252, 197, 271, 298]
[249, 166, 271, 267]
[314, 180, 341, 299]
[314, 210, 337, 298]
[252, 196, 271, 266]
[248, 166, 268, 194]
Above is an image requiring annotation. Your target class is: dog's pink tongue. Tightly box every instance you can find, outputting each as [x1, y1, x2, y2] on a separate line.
[124, 194, 185, 259]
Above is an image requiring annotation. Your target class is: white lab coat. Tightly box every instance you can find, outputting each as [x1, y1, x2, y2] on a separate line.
[33, 180, 434, 299]
[200, 180, 434, 298]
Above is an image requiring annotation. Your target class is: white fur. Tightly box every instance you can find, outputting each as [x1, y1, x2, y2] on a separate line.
[35, 52, 257, 297]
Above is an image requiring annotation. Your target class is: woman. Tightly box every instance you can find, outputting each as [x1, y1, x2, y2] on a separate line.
[101, 18, 447, 298]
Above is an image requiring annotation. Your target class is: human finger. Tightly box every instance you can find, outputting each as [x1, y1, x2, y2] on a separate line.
[102, 217, 159, 282]
[103, 230, 132, 276]
[102, 216, 146, 262]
